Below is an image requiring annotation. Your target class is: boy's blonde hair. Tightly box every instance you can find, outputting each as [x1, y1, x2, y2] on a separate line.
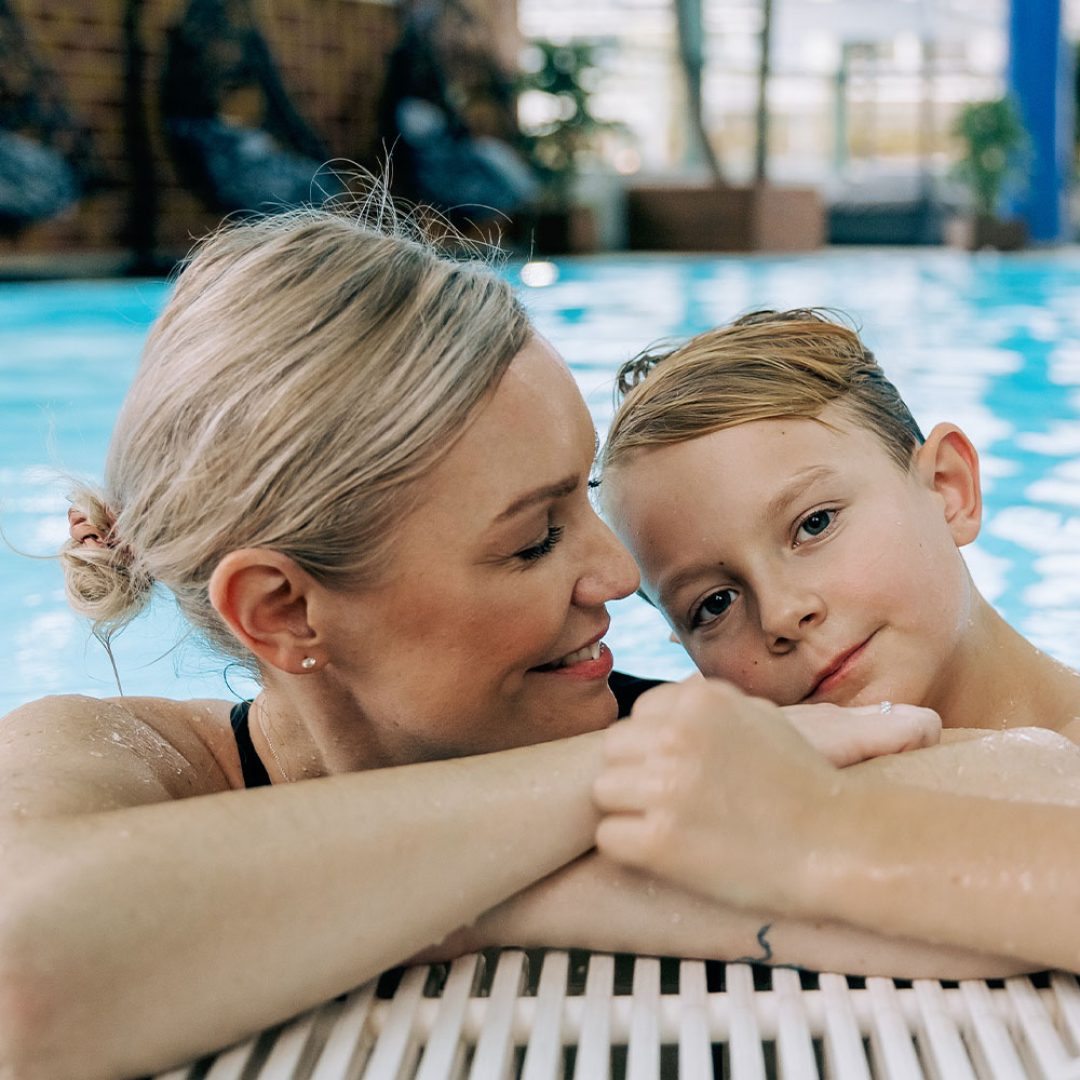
[600, 309, 924, 476]
[61, 204, 530, 671]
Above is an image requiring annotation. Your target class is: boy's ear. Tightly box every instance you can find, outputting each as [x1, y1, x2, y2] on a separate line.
[208, 549, 322, 675]
[913, 423, 982, 546]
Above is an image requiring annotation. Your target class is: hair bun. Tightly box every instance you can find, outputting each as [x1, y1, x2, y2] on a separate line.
[61, 487, 153, 635]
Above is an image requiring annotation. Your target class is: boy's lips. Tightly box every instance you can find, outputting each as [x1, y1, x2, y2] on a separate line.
[802, 632, 877, 701]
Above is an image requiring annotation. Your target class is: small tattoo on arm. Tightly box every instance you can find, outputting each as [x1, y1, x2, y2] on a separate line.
[735, 923, 774, 964]
[733, 923, 800, 970]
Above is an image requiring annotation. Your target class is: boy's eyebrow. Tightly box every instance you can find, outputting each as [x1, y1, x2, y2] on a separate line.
[763, 465, 838, 520]
[657, 463, 839, 612]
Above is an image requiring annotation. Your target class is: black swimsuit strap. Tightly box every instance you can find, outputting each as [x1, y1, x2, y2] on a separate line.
[228, 673, 659, 790]
[229, 701, 272, 788]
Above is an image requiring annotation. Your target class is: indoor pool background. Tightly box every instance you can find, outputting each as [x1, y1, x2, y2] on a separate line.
[4, 250, 1080, 713]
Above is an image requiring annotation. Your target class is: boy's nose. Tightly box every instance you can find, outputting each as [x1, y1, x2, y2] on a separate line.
[758, 585, 826, 651]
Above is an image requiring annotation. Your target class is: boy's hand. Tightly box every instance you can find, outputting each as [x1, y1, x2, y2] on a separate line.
[594, 678, 842, 913]
[780, 701, 941, 767]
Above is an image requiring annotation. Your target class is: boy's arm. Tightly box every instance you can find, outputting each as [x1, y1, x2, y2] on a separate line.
[593, 680, 1080, 972]
[459, 729, 1063, 980]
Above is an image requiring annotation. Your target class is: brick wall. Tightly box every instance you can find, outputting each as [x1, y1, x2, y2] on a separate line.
[1, 0, 466, 262]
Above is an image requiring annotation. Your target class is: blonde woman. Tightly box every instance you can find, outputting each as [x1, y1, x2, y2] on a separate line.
[0, 219, 1017, 1080]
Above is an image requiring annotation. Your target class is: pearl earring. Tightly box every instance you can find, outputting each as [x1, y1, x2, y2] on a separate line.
[301, 656, 317, 671]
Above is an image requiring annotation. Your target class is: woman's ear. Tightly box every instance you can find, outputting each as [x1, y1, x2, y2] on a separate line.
[208, 549, 321, 675]
[914, 423, 982, 546]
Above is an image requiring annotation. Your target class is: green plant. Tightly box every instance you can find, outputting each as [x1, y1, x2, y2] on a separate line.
[515, 39, 624, 206]
[951, 97, 1030, 219]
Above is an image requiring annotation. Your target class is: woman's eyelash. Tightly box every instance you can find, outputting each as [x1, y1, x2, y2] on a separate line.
[516, 525, 565, 562]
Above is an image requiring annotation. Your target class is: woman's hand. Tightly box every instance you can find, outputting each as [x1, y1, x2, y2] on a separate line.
[780, 701, 940, 767]
[593, 678, 844, 914]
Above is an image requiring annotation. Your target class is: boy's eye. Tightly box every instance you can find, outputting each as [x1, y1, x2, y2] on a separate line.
[795, 508, 837, 544]
[690, 588, 737, 629]
[515, 525, 565, 563]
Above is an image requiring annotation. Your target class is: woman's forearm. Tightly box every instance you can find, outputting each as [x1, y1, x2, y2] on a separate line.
[473, 855, 1025, 980]
[801, 781, 1080, 971]
[792, 728, 1080, 967]
[1, 731, 603, 1080]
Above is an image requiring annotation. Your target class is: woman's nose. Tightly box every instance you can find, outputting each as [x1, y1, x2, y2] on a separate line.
[573, 514, 640, 607]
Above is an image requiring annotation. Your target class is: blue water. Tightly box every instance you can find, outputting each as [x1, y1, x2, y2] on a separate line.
[4, 250, 1080, 713]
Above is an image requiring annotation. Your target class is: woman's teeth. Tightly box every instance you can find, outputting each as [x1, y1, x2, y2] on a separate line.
[548, 641, 601, 669]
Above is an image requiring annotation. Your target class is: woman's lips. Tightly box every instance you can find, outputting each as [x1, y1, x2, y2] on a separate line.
[803, 634, 875, 701]
[530, 641, 614, 680]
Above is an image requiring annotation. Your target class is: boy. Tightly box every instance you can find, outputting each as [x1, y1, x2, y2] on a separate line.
[599, 308, 1080, 739]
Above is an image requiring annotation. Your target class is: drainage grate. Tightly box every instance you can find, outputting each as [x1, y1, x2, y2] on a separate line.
[153, 951, 1080, 1079]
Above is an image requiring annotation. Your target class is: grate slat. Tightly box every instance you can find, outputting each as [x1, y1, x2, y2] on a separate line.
[864, 978, 923, 1080]
[677, 960, 713, 1080]
[364, 966, 429, 1080]
[1051, 973, 1080, 1058]
[573, 952, 615, 1080]
[910, 979, 976, 1080]
[416, 955, 483, 1080]
[726, 964, 765, 1080]
[625, 955, 661, 1080]
[469, 950, 527, 1080]
[521, 951, 570, 1080]
[958, 979, 1028, 1080]
[771, 968, 818, 1080]
[1006, 975, 1080, 1079]
[819, 973, 871, 1080]
[309, 984, 378, 1080]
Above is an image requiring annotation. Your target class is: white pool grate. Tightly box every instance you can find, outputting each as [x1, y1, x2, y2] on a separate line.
[153, 952, 1080, 1079]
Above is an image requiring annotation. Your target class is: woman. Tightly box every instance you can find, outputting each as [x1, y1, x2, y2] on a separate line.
[0, 206, 1007, 1080]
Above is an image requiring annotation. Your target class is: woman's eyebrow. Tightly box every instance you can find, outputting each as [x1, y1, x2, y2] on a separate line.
[493, 476, 579, 524]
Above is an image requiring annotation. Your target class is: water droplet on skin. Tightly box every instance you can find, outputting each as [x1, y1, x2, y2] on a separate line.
[670, 912, 683, 925]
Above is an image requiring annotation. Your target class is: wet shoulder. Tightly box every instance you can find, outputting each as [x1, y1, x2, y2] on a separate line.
[0, 694, 240, 821]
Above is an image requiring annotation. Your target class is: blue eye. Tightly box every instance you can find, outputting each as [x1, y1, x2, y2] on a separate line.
[515, 525, 565, 563]
[795, 508, 837, 544]
[691, 589, 737, 628]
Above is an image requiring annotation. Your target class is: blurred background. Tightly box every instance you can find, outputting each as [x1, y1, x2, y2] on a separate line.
[0, 0, 1076, 274]
[7, 0, 1080, 706]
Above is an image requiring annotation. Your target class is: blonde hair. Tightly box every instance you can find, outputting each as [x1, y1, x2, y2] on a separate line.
[601, 309, 924, 476]
[61, 205, 530, 670]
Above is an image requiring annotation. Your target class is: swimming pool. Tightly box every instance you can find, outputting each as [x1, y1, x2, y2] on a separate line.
[4, 249, 1080, 714]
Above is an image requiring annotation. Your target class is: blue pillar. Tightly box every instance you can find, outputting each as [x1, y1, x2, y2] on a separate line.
[1007, 0, 1073, 243]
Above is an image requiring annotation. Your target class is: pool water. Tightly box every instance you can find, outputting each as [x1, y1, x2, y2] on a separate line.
[4, 250, 1080, 713]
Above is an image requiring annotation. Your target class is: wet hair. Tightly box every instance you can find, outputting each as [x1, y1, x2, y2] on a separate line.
[600, 308, 924, 477]
[61, 201, 530, 671]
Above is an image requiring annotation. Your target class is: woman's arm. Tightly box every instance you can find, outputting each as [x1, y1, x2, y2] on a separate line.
[464, 854, 1025, 980]
[0, 695, 604, 1080]
[593, 680, 1080, 973]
